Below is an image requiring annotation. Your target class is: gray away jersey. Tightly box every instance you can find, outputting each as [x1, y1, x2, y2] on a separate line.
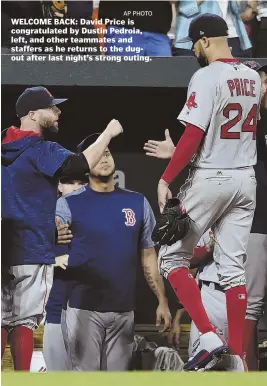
[178, 61, 262, 169]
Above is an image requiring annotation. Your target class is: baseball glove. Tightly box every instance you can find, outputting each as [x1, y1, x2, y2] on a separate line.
[152, 198, 190, 246]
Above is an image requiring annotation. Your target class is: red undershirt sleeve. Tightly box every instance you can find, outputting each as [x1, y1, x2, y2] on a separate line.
[161, 123, 204, 184]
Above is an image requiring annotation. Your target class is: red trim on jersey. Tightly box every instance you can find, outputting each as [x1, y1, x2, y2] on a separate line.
[216, 58, 241, 64]
[2, 126, 40, 144]
[42, 265, 48, 314]
[161, 123, 204, 185]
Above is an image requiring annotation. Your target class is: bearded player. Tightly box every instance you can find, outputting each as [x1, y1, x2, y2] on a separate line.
[1, 86, 122, 371]
[152, 14, 262, 371]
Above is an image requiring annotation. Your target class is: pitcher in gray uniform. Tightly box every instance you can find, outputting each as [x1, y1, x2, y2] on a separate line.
[145, 14, 262, 370]
[144, 61, 267, 372]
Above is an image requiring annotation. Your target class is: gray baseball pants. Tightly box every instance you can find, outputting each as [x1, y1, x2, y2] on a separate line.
[43, 311, 71, 371]
[62, 305, 134, 371]
[1, 265, 54, 330]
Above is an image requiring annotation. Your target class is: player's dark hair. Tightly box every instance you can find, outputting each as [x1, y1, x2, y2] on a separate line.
[59, 174, 89, 185]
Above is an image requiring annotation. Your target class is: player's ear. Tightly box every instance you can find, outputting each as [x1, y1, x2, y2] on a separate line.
[28, 110, 37, 121]
[201, 37, 209, 49]
[58, 182, 63, 194]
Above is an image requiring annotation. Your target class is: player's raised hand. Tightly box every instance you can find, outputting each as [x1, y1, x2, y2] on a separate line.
[144, 129, 175, 159]
[157, 179, 172, 213]
[56, 217, 73, 244]
[105, 119, 123, 138]
[54, 254, 69, 270]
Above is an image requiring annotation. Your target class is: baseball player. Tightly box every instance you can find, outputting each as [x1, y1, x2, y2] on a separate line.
[169, 224, 266, 372]
[55, 134, 171, 371]
[43, 175, 88, 371]
[144, 57, 266, 371]
[153, 13, 262, 371]
[1, 86, 122, 371]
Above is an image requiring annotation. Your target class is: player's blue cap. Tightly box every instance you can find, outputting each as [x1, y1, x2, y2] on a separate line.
[58, 134, 99, 184]
[77, 132, 118, 153]
[77, 133, 101, 153]
[16, 86, 67, 118]
[243, 61, 267, 74]
[177, 13, 229, 45]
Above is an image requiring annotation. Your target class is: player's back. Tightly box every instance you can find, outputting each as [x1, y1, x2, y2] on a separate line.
[192, 61, 262, 169]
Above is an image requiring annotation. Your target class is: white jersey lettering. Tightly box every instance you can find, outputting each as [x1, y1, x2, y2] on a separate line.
[178, 61, 262, 169]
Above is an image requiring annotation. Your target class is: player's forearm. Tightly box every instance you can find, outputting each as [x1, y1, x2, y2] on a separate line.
[171, 2, 177, 29]
[190, 246, 214, 269]
[141, 248, 168, 304]
[161, 124, 204, 184]
[173, 308, 186, 323]
[82, 130, 112, 170]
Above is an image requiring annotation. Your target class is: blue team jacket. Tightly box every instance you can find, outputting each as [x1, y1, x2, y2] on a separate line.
[1, 128, 71, 265]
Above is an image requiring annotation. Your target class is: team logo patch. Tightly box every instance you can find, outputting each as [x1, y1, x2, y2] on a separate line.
[186, 92, 198, 110]
[122, 209, 136, 226]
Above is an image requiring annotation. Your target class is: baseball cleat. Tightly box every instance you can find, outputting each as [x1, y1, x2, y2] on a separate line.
[215, 354, 247, 372]
[184, 331, 228, 371]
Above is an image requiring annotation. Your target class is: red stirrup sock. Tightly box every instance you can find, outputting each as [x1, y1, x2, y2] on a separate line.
[226, 285, 247, 356]
[10, 326, 34, 371]
[243, 319, 259, 370]
[169, 267, 215, 334]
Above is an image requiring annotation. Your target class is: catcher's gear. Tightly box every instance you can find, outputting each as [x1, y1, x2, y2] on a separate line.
[152, 198, 190, 246]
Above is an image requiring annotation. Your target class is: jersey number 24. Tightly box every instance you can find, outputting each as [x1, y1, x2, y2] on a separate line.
[221, 103, 257, 140]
